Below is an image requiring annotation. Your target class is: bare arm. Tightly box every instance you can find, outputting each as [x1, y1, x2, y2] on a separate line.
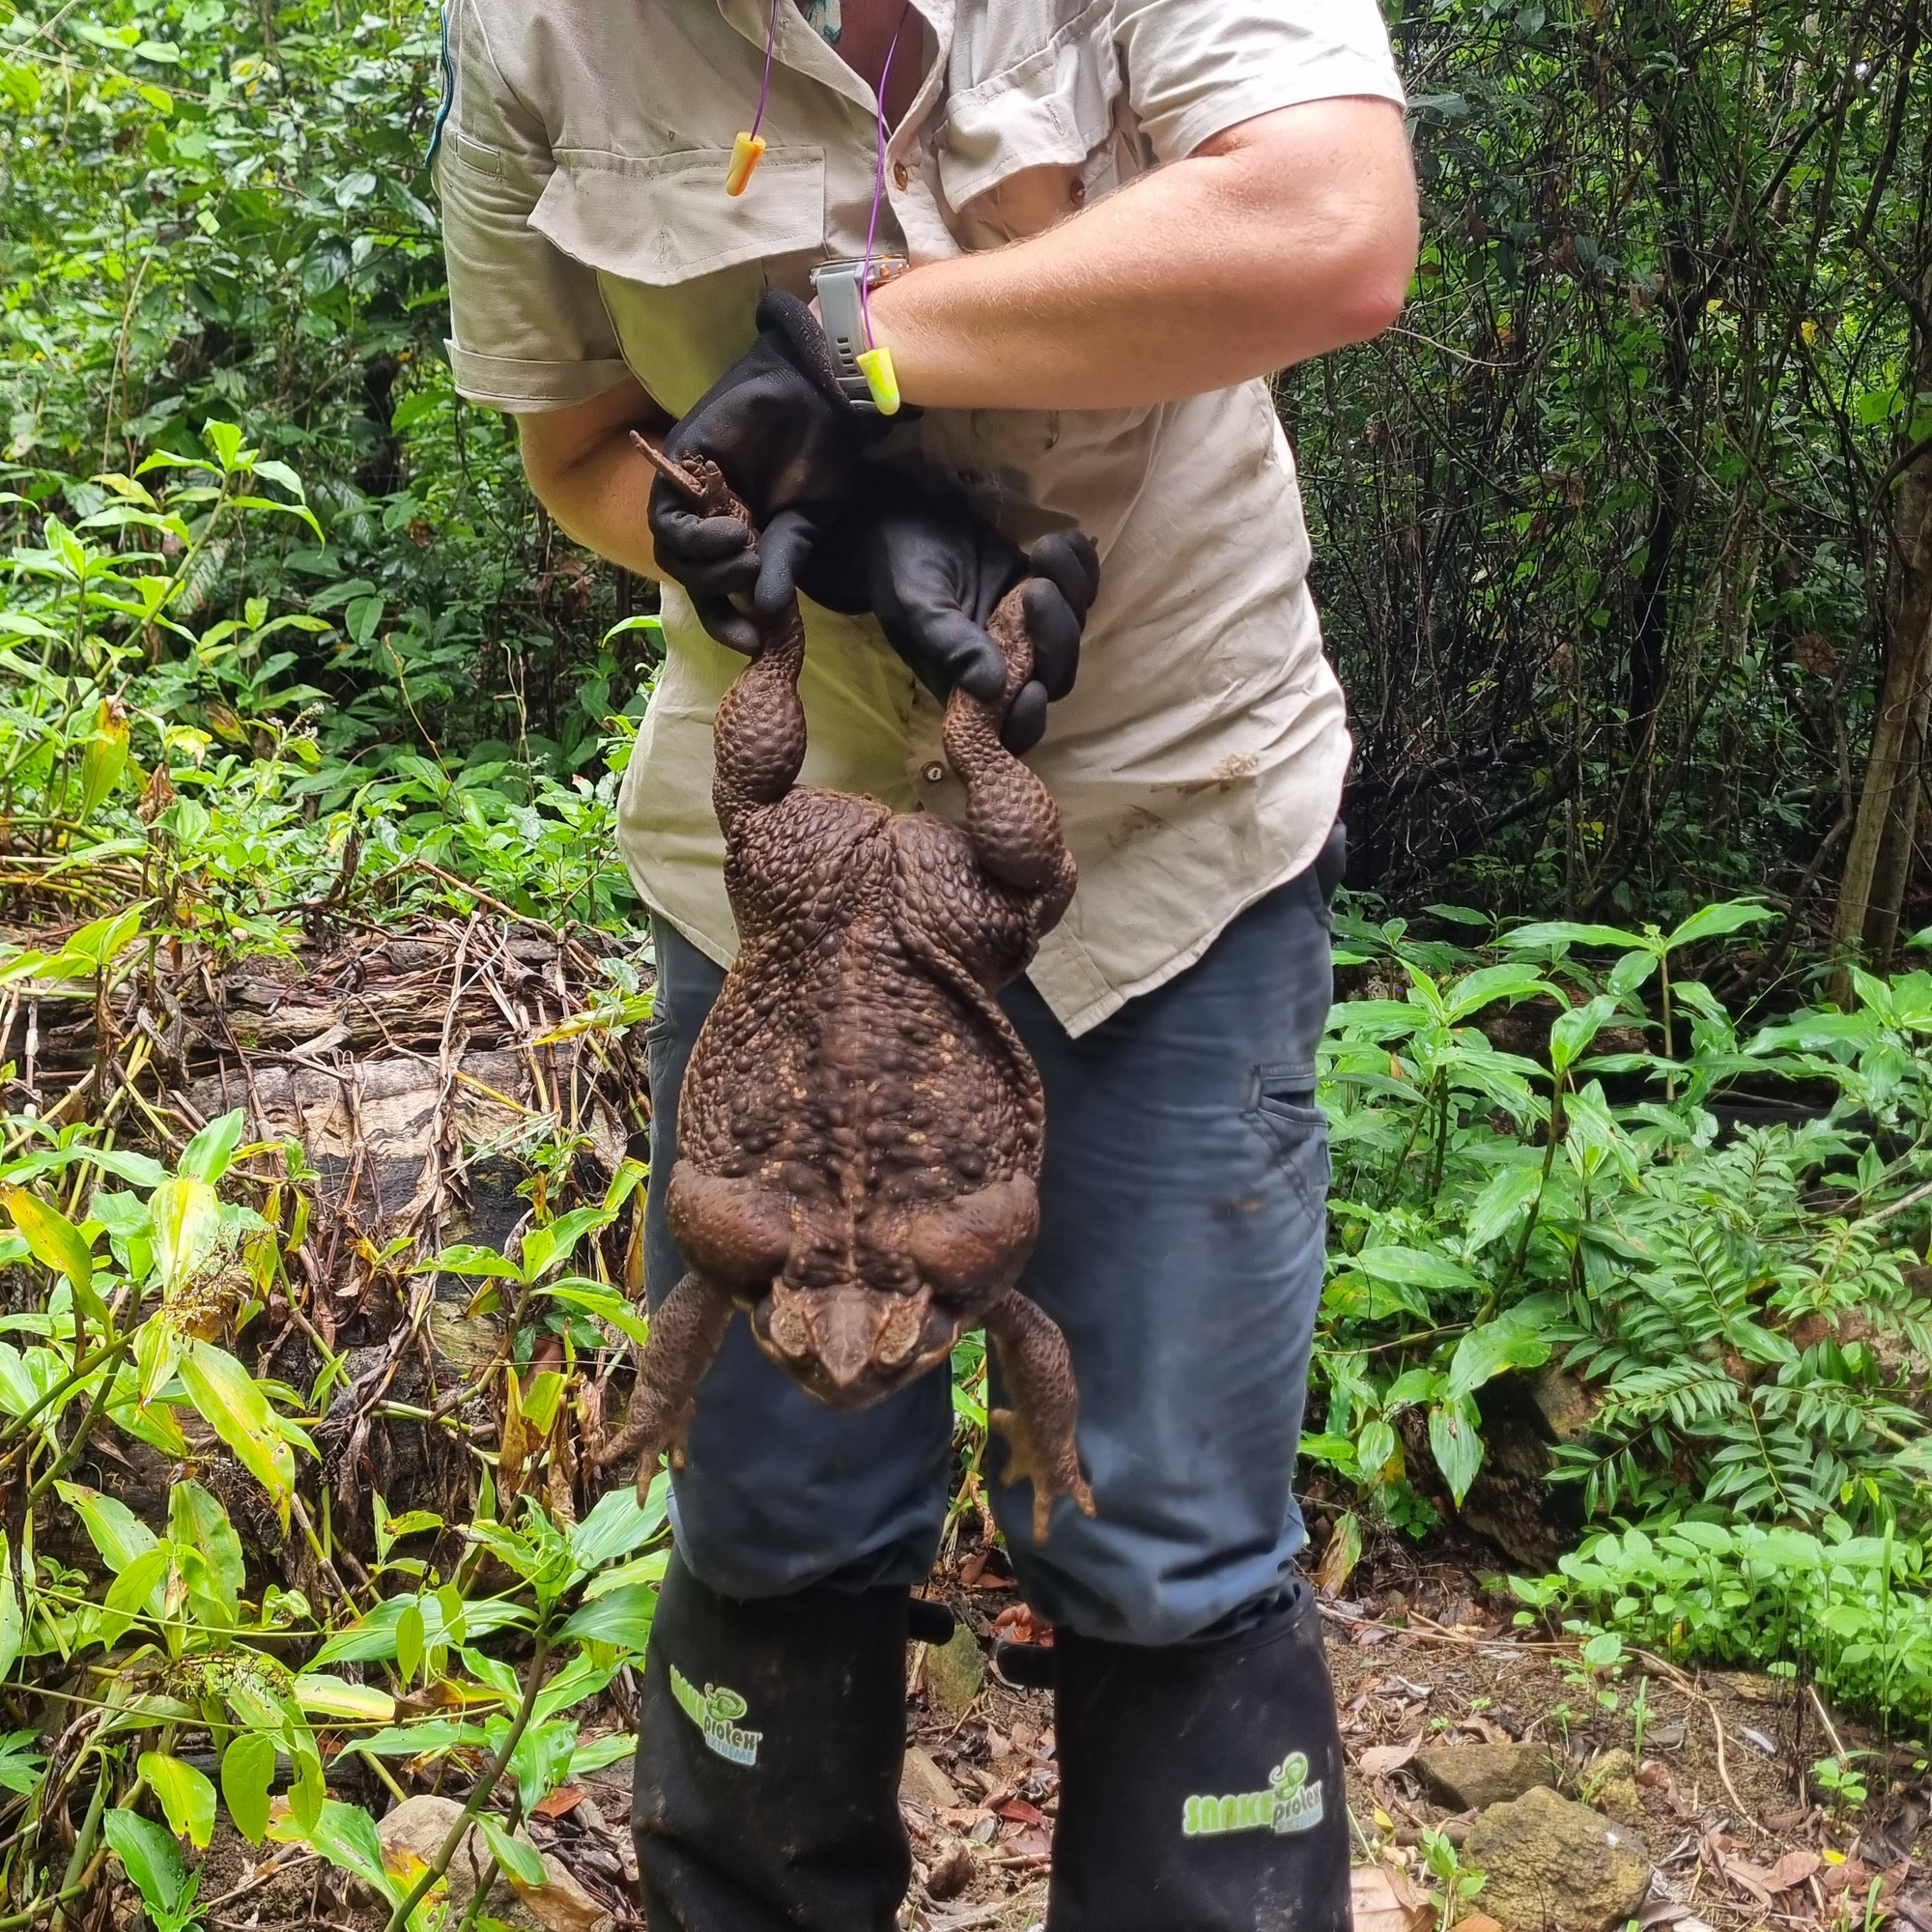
[516, 377, 673, 574]
[867, 99, 1417, 412]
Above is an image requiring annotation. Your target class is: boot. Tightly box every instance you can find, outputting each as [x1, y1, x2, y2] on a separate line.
[1047, 1582, 1351, 1932]
[633, 1549, 952, 1929]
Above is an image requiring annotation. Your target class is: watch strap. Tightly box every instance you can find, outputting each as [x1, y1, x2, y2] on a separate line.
[810, 259, 907, 412]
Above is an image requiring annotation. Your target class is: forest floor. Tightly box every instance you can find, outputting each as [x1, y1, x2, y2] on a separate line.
[142, 1524, 1932, 1932]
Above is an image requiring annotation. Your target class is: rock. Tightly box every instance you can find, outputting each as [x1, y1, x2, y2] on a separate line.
[901, 1744, 963, 1810]
[924, 1623, 986, 1718]
[1527, 1367, 1596, 1444]
[1582, 1747, 1646, 1827]
[377, 1794, 614, 1932]
[1463, 1785, 1650, 1932]
[1414, 1744, 1565, 1811]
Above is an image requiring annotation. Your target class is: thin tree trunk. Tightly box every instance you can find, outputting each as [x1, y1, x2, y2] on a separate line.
[1835, 247, 1932, 991]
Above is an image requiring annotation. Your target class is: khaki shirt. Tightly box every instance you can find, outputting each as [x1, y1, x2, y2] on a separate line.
[436, 0, 1404, 1036]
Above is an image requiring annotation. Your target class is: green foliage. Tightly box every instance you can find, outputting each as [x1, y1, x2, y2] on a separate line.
[1310, 903, 1932, 1722]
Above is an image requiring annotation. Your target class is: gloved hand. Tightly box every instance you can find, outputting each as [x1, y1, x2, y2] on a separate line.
[647, 291, 887, 655]
[800, 467, 1101, 754]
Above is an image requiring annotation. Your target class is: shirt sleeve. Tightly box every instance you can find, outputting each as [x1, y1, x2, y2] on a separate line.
[1112, 0, 1405, 166]
[434, 0, 632, 412]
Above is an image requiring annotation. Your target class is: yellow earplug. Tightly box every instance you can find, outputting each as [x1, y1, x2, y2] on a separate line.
[856, 346, 900, 415]
[725, 130, 767, 196]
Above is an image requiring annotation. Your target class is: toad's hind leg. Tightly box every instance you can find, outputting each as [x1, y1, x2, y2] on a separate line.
[984, 1288, 1095, 1543]
[594, 1271, 736, 1500]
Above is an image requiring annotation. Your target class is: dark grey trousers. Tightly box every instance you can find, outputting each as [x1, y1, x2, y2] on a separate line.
[640, 867, 1333, 1645]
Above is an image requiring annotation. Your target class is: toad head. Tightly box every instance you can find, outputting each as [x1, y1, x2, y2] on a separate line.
[667, 1165, 1040, 1409]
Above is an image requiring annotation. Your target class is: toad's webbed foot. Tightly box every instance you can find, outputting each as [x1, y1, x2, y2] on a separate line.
[592, 1271, 735, 1501]
[984, 1288, 1094, 1543]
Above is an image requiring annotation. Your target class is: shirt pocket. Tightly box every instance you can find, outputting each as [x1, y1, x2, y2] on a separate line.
[938, 0, 1122, 224]
[528, 145, 827, 417]
[531, 145, 826, 286]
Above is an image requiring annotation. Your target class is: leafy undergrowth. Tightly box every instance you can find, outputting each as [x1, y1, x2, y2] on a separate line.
[1309, 904, 1932, 1733]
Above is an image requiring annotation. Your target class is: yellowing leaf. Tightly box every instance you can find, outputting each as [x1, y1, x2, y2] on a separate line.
[78, 699, 130, 823]
[292, 1675, 395, 1722]
[140, 1750, 215, 1849]
[151, 1175, 219, 1293]
[178, 1342, 296, 1528]
[0, 1187, 99, 1318]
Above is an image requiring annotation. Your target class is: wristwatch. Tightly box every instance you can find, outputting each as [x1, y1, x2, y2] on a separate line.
[810, 256, 909, 411]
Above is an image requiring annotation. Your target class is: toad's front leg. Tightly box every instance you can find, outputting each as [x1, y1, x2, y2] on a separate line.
[594, 1270, 736, 1500]
[983, 1287, 1095, 1543]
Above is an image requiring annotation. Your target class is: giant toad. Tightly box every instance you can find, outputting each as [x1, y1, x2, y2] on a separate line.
[597, 445, 1094, 1541]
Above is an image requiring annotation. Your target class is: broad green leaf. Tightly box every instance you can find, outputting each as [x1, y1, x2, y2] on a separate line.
[308, 1594, 526, 1670]
[395, 1601, 424, 1687]
[558, 1583, 656, 1652]
[0, 1732, 43, 1795]
[178, 1342, 296, 1525]
[508, 1717, 580, 1815]
[423, 1243, 522, 1281]
[1663, 900, 1773, 951]
[1443, 963, 1550, 1021]
[343, 1719, 487, 1759]
[0, 1187, 99, 1316]
[477, 1814, 547, 1888]
[1607, 949, 1657, 996]
[134, 1318, 183, 1410]
[56, 1483, 158, 1574]
[568, 1731, 638, 1778]
[0, 1532, 19, 1682]
[1498, 920, 1647, 953]
[141, 1750, 215, 1849]
[103, 1809, 188, 1918]
[287, 1747, 326, 1834]
[1428, 1396, 1485, 1505]
[169, 1481, 244, 1618]
[201, 420, 246, 472]
[1351, 1246, 1476, 1292]
[103, 1545, 173, 1634]
[178, 1109, 245, 1184]
[532, 1650, 620, 1725]
[270, 1797, 398, 1902]
[151, 1175, 220, 1291]
[1462, 1161, 1545, 1252]
[1445, 1318, 1551, 1402]
[220, 1733, 276, 1845]
[1548, 995, 1618, 1074]
[540, 1282, 651, 1349]
[569, 1478, 668, 1574]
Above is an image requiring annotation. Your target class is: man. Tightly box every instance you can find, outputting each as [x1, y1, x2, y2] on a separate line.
[435, 2, 1415, 1925]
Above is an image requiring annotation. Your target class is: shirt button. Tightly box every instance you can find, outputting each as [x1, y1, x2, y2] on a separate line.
[893, 160, 912, 190]
[1069, 175, 1087, 208]
[923, 761, 946, 784]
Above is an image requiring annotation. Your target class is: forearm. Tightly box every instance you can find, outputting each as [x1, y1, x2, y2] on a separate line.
[516, 378, 671, 576]
[867, 99, 1417, 412]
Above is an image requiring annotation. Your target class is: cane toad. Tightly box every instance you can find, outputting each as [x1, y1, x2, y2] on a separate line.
[597, 448, 1094, 1541]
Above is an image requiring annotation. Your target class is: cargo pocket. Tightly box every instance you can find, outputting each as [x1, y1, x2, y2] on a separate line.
[530, 145, 828, 418]
[1243, 1063, 1332, 1227]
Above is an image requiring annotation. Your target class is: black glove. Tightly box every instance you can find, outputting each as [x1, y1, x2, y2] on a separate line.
[647, 291, 886, 655]
[800, 467, 1101, 754]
